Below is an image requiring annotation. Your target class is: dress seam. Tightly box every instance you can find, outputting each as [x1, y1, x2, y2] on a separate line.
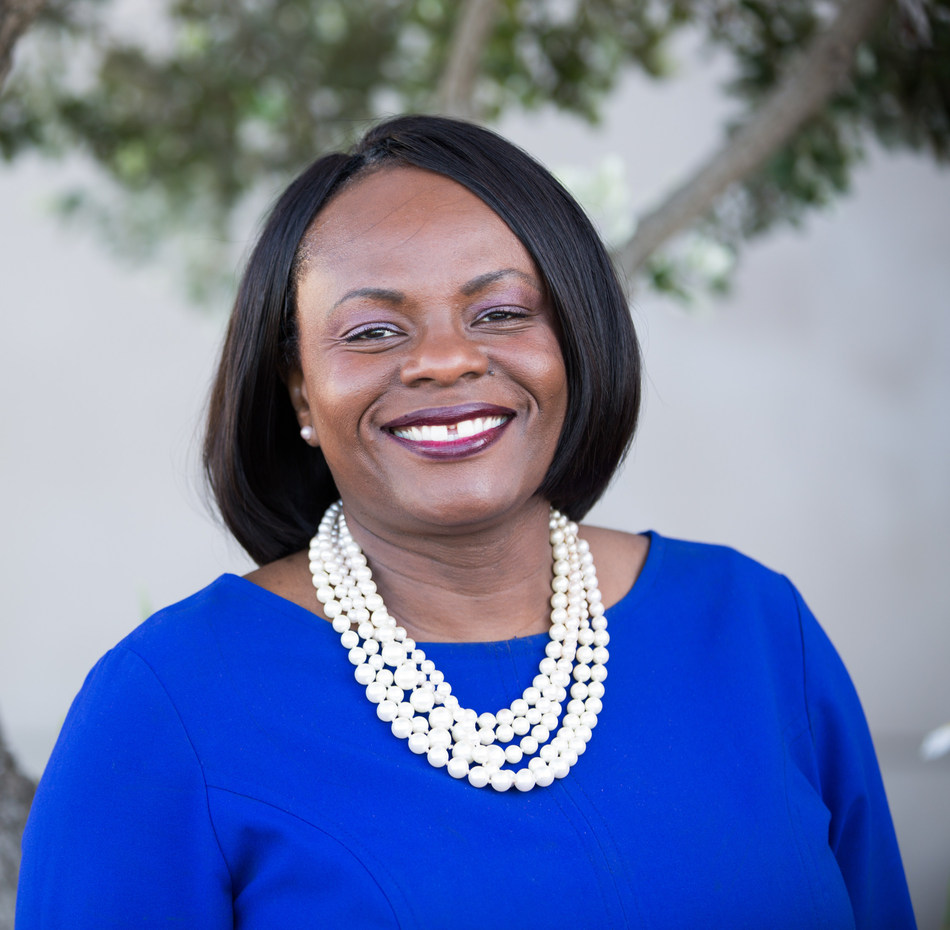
[114, 643, 237, 892]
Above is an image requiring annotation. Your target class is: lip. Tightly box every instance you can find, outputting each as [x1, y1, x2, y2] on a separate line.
[382, 403, 515, 460]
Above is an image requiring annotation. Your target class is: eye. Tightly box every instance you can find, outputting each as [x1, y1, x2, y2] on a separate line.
[475, 306, 529, 324]
[343, 323, 403, 343]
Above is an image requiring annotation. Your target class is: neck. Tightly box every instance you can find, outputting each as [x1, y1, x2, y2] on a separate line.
[340, 497, 555, 643]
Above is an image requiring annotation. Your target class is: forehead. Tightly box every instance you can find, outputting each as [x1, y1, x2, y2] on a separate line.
[297, 166, 534, 275]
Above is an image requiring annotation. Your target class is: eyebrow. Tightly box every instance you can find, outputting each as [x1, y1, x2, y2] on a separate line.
[460, 268, 541, 296]
[330, 268, 542, 314]
[331, 287, 405, 312]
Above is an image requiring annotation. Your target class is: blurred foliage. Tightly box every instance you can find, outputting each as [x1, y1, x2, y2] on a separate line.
[0, 0, 948, 302]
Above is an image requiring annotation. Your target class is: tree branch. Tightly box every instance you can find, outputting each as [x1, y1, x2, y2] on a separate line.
[433, 0, 500, 120]
[615, 0, 893, 279]
[0, 719, 36, 927]
[0, 0, 45, 90]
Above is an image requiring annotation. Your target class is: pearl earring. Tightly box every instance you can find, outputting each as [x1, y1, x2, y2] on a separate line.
[300, 426, 314, 442]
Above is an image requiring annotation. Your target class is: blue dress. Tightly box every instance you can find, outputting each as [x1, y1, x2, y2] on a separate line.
[17, 533, 915, 928]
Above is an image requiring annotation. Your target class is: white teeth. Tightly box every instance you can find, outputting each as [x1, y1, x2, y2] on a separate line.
[392, 415, 507, 443]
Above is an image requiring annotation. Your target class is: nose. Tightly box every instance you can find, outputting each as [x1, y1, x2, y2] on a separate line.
[399, 321, 489, 386]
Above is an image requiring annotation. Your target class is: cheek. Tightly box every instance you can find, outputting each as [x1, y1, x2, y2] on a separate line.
[305, 358, 390, 443]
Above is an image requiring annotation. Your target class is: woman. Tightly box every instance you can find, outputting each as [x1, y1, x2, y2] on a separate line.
[17, 115, 915, 928]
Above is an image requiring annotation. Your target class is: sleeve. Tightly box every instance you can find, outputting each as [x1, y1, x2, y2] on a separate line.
[794, 587, 917, 930]
[16, 646, 233, 928]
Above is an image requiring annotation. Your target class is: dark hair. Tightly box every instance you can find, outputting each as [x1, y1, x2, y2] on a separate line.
[204, 115, 641, 565]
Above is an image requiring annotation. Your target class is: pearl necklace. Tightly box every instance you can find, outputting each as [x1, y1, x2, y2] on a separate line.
[308, 501, 608, 791]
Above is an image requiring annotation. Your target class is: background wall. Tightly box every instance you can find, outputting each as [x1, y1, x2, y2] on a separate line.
[2, 59, 948, 924]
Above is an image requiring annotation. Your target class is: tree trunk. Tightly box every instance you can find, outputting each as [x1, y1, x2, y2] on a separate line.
[432, 0, 500, 120]
[0, 0, 45, 89]
[0, 720, 36, 929]
[615, 0, 893, 279]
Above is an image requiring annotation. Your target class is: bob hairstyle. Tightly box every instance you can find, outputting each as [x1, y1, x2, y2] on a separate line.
[204, 114, 641, 565]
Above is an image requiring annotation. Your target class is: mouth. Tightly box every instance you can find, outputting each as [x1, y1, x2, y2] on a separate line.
[383, 404, 515, 459]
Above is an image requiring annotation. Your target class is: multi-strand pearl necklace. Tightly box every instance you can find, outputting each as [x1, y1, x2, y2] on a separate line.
[308, 500, 608, 791]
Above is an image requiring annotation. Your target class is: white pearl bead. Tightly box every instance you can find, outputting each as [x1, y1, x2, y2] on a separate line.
[429, 707, 453, 730]
[485, 745, 505, 769]
[354, 664, 375, 685]
[552, 757, 571, 779]
[490, 770, 514, 792]
[331, 615, 350, 634]
[477, 712, 496, 730]
[365, 682, 386, 703]
[391, 717, 413, 739]
[531, 725, 550, 743]
[376, 700, 398, 722]
[451, 722, 474, 742]
[396, 702, 414, 719]
[393, 662, 417, 688]
[520, 735, 539, 755]
[385, 686, 403, 704]
[570, 682, 589, 700]
[589, 665, 608, 682]
[511, 717, 530, 736]
[585, 697, 603, 715]
[382, 642, 405, 666]
[467, 766, 490, 788]
[533, 764, 555, 787]
[514, 768, 537, 792]
[452, 741, 475, 762]
[410, 716, 429, 733]
[495, 708, 515, 727]
[428, 727, 451, 749]
[510, 699, 529, 717]
[407, 733, 429, 755]
[347, 647, 366, 666]
[495, 724, 514, 743]
[426, 746, 449, 768]
[447, 757, 470, 779]
[410, 689, 435, 714]
[505, 745, 523, 765]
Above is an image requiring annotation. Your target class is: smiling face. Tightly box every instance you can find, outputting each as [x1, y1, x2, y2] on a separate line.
[287, 166, 568, 537]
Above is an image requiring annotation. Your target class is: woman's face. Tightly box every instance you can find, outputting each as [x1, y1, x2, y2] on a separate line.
[288, 166, 568, 536]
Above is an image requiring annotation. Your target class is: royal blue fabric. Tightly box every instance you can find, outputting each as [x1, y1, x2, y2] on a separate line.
[18, 533, 916, 928]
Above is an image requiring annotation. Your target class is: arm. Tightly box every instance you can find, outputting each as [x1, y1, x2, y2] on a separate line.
[795, 589, 917, 929]
[16, 646, 233, 928]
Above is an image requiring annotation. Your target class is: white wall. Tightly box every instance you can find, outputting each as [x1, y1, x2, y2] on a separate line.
[2, 61, 948, 924]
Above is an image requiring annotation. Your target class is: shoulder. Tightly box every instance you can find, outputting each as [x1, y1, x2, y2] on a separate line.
[578, 525, 794, 614]
[579, 525, 649, 610]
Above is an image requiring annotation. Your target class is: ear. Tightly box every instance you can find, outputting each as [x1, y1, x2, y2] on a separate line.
[287, 369, 319, 447]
